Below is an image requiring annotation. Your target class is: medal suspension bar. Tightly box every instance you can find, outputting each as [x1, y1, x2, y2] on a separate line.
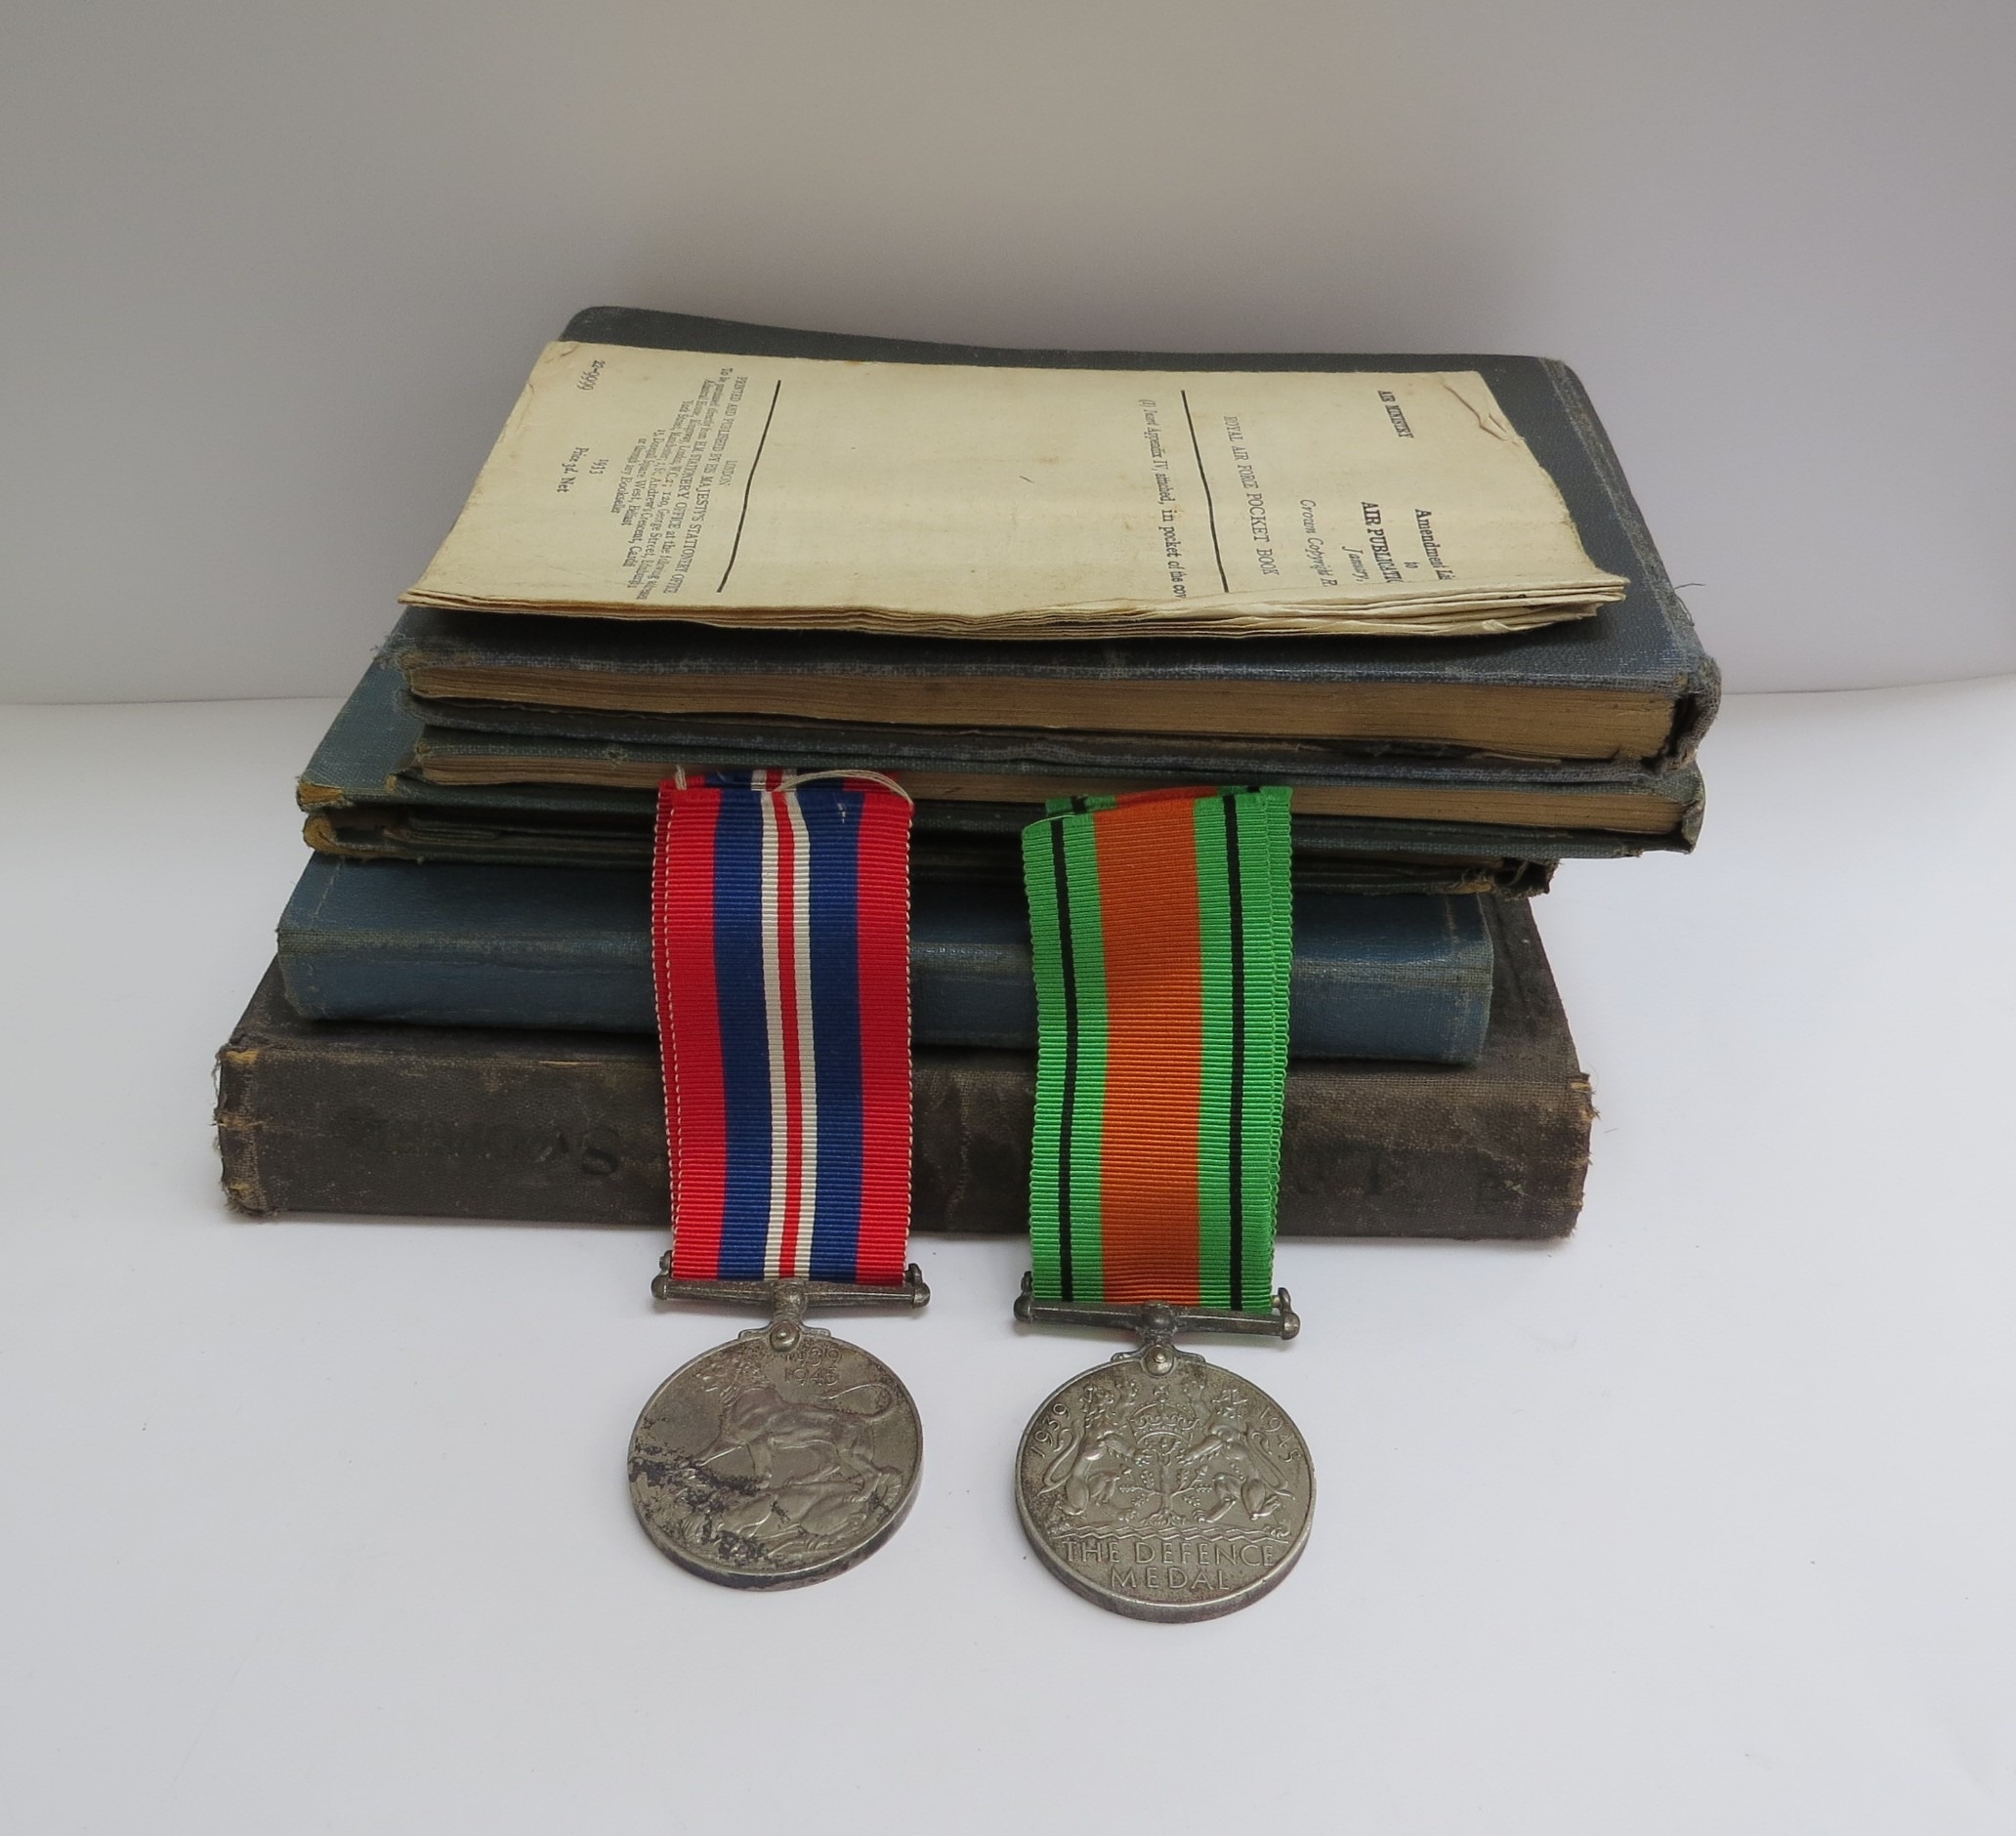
[652, 1255, 931, 1351]
[1014, 1272, 1299, 1374]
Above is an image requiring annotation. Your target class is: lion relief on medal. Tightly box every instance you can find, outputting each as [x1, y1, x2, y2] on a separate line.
[629, 1331, 922, 1587]
[1016, 1356, 1313, 1618]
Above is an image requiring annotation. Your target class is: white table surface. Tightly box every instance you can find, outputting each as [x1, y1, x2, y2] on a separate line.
[3, 680, 2012, 1834]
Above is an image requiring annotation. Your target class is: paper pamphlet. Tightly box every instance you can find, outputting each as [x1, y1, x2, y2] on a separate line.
[405, 342, 1627, 638]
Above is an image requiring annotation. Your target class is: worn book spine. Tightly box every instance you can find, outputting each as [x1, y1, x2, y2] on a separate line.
[218, 900, 1591, 1239]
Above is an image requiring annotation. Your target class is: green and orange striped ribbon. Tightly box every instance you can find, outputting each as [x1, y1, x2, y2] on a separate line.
[1022, 785, 1292, 1314]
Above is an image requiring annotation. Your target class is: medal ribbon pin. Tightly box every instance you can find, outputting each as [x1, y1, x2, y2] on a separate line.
[1012, 785, 1315, 1622]
[627, 770, 929, 1590]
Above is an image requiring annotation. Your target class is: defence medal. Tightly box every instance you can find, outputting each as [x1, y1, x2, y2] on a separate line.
[628, 771, 929, 1590]
[1012, 787, 1313, 1622]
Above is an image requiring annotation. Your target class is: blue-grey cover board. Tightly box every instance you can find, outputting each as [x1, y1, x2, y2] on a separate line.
[277, 856, 1495, 1065]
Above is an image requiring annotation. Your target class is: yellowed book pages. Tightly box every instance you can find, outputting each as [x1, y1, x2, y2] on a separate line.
[405, 342, 1627, 638]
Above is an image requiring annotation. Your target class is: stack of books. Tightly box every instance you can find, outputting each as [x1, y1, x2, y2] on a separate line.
[215, 310, 1717, 1241]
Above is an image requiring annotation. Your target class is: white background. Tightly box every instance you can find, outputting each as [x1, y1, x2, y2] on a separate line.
[5, 4, 2016, 1827]
[4, 680, 2014, 1831]
[3, 0, 2013, 703]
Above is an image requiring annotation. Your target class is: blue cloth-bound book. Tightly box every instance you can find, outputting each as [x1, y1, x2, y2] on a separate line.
[297, 654, 1694, 895]
[277, 857, 1495, 1064]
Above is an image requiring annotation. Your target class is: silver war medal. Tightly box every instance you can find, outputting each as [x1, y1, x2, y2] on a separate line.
[1013, 1282, 1314, 1623]
[630, 1267, 929, 1590]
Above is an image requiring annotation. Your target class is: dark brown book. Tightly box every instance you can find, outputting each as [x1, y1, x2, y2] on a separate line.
[215, 898, 1591, 1239]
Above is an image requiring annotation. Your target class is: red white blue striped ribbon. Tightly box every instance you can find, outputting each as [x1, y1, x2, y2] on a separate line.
[651, 771, 913, 1285]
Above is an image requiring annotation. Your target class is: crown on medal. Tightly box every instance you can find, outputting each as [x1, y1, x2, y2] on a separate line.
[1128, 1399, 1197, 1440]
